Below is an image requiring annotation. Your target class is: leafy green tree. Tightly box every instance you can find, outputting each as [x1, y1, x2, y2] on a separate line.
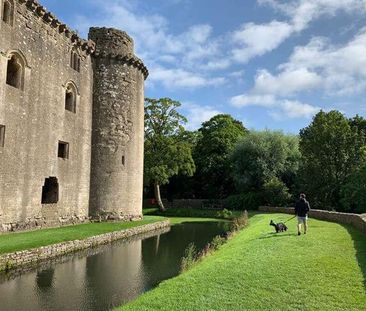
[299, 110, 366, 210]
[193, 114, 248, 198]
[231, 130, 300, 194]
[340, 165, 366, 213]
[349, 115, 366, 139]
[263, 177, 292, 207]
[144, 98, 195, 211]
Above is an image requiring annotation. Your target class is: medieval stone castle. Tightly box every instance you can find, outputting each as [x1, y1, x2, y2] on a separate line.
[0, 0, 148, 232]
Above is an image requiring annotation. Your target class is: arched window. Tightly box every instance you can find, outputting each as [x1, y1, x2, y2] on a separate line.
[2, 0, 13, 25]
[6, 53, 25, 90]
[65, 82, 77, 113]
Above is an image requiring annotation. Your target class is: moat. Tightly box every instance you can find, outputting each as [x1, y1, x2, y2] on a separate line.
[0, 221, 229, 311]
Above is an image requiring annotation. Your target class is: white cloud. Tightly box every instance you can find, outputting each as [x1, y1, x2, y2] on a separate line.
[252, 68, 322, 96]
[149, 66, 226, 89]
[182, 103, 223, 130]
[231, 94, 276, 108]
[230, 0, 366, 63]
[251, 28, 366, 96]
[231, 21, 293, 63]
[230, 94, 320, 119]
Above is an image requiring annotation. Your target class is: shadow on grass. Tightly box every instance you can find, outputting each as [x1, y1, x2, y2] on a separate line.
[258, 232, 295, 239]
[344, 224, 366, 292]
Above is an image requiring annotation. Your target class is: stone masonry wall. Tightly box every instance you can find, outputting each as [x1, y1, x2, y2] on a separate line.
[89, 28, 148, 220]
[258, 206, 366, 234]
[0, 0, 95, 231]
[0, 220, 170, 272]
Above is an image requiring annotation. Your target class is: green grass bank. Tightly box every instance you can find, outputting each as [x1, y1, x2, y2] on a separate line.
[0, 211, 227, 255]
[0, 216, 167, 255]
[120, 213, 366, 311]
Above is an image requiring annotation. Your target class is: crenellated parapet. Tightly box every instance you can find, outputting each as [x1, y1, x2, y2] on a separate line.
[16, 0, 95, 55]
[89, 27, 148, 79]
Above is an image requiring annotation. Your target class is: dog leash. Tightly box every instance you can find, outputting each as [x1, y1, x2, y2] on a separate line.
[283, 215, 296, 224]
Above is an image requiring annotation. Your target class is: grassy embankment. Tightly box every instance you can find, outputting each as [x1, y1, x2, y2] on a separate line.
[0, 216, 168, 255]
[120, 213, 366, 311]
[0, 208, 229, 255]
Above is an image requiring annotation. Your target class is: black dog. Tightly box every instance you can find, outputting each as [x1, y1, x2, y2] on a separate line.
[270, 220, 288, 233]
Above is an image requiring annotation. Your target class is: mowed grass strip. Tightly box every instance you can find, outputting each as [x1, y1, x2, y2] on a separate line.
[120, 213, 366, 311]
[0, 215, 166, 254]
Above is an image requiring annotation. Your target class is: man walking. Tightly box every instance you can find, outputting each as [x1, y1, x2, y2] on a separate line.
[295, 193, 310, 236]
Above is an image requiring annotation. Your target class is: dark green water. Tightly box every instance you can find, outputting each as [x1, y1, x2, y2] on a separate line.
[0, 221, 229, 311]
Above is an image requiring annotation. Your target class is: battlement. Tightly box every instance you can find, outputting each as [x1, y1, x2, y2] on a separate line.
[89, 27, 134, 56]
[16, 0, 95, 54]
[89, 27, 149, 79]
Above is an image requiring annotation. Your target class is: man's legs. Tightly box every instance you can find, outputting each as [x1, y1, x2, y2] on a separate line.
[304, 219, 308, 234]
[297, 221, 302, 235]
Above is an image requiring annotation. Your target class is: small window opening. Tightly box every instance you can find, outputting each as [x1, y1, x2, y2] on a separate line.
[58, 141, 69, 159]
[122, 155, 125, 166]
[70, 51, 80, 72]
[2, 0, 13, 25]
[65, 86, 76, 112]
[41, 177, 59, 204]
[6, 55, 23, 89]
[0, 125, 5, 147]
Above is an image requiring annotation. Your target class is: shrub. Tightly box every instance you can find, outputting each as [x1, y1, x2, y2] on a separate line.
[180, 243, 198, 272]
[225, 193, 263, 210]
[230, 210, 249, 232]
[210, 235, 226, 251]
[216, 209, 233, 219]
[262, 177, 292, 207]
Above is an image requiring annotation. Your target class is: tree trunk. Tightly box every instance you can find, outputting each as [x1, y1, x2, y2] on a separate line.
[154, 181, 165, 211]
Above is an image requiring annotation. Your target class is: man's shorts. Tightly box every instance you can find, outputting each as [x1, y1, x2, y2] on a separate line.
[297, 216, 308, 224]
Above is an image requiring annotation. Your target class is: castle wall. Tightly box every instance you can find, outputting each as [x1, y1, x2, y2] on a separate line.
[0, 0, 94, 231]
[89, 28, 148, 220]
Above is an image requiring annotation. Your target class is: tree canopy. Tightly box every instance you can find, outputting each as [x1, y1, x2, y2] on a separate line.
[299, 110, 366, 209]
[231, 130, 300, 206]
[193, 114, 248, 198]
[144, 97, 195, 210]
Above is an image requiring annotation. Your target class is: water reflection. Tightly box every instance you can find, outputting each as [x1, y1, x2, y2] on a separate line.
[0, 221, 229, 311]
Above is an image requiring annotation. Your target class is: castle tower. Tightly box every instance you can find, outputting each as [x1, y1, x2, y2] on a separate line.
[88, 27, 148, 220]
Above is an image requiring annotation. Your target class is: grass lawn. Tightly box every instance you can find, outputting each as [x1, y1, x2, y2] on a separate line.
[0, 215, 167, 255]
[0, 212, 228, 255]
[120, 213, 366, 311]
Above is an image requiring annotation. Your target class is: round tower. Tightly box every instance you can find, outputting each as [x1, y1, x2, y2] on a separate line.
[88, 27, 148, 220]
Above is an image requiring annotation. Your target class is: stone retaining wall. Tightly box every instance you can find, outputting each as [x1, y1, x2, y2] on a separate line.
[259, 206, 366, 234]
[0, 220, 170, 272]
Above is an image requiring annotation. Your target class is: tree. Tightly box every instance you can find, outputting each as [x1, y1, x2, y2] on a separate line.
[231, 130, 300, 198]
[193, 114, 248, 198]
[299, 110, 366, 210]
[144, 98, 195, 211]
[349, 115, 366, 139]
[340, 165, 366, 213]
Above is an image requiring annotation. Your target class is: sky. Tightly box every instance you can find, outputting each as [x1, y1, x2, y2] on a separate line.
[40, 0, 366, 133]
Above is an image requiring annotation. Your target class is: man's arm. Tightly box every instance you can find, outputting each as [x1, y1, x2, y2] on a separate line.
[306, 201, 310, 212]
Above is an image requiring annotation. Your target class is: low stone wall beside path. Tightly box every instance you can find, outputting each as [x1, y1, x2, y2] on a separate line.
[259, 206, 366, 234]
[0, 220, 171, 272]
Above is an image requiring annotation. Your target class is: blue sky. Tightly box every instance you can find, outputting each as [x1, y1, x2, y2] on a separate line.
[41, 0, 366, 133]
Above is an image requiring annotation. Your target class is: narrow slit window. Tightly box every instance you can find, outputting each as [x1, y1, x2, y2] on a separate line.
[41, 177, 59, 204]
[0, 125, 5, 147]
[70, 50, 80, 72]
[122, 155, 125, 166]
[2, 0, 13, 25]
[58, 141, 69, 159]
[6, 54, 24, 89]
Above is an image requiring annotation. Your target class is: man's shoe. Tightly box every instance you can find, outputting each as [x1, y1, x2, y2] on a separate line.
[298, 232, 301, 236]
